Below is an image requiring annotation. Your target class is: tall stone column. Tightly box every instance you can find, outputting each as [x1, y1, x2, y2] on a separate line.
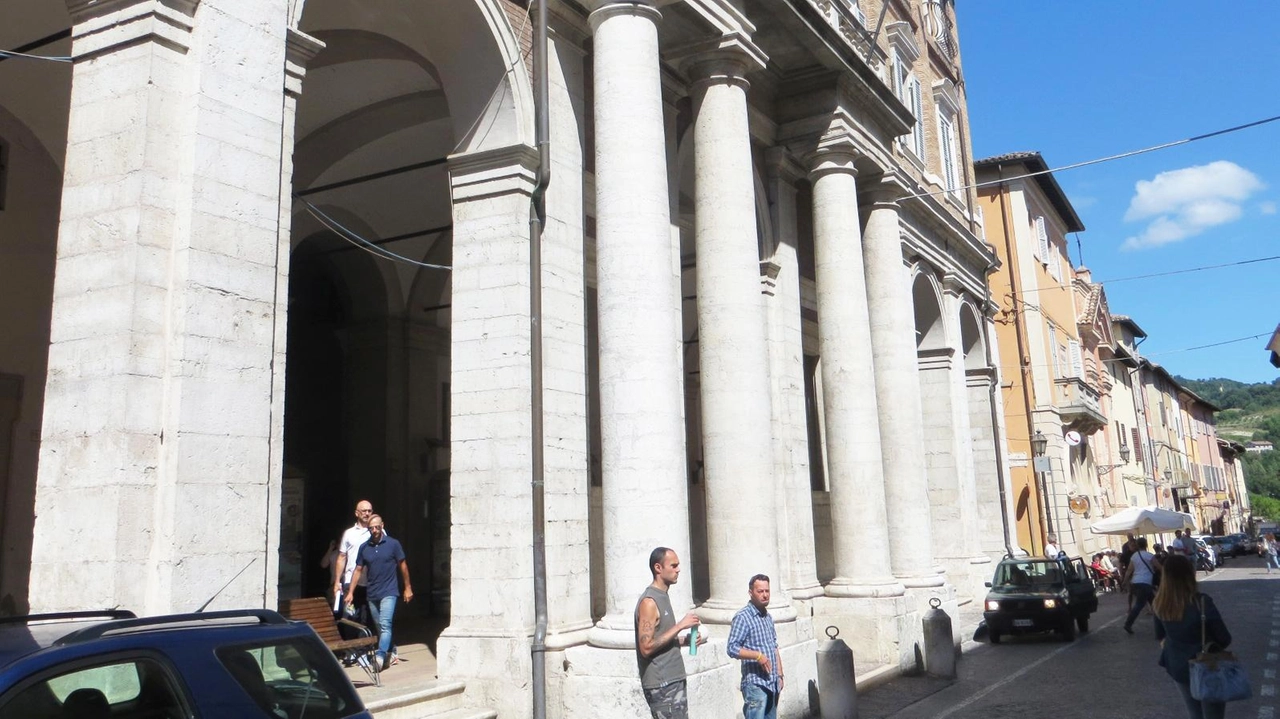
[862, 181, 943, 587]
[586, 1, 692, 647]
[763, 149, 821, 601]
[808, 150, 900, 597]
[684, 51, 791, 623]
[30, 0, 292, 613]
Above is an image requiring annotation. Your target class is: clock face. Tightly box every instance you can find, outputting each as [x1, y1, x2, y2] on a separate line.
[1065, 430, 1082, 446]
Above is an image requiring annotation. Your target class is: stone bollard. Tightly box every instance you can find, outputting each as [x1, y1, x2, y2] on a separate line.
[816, 626, 857, 718]
[921, 597, 956, 678]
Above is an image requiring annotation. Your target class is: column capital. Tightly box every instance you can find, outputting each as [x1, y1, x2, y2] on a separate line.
[66, 0, 197, 58]
[285, 28, 325, 99]
[806, 143, 860, 181]
[588, 1, 662, 32]
[940, 271, 966, 298]
[448, 144, 539, 202]
[860, 173, 913, 208]
[672, 33, 768, 90]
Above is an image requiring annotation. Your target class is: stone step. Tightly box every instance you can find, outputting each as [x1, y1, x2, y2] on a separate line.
[366, 679, 471, 719]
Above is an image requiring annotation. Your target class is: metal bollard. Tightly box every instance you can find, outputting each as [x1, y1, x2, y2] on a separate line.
[921, 597, 956, 678]
[816, 625, 857, 719]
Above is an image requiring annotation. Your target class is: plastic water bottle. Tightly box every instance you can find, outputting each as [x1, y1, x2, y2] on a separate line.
[689, 625, 698, 656]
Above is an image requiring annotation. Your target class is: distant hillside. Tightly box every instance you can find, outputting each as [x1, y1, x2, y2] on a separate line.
[1179, 376, 1280, 518]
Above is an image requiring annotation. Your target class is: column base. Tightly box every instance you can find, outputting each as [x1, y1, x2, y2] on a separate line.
[896, 571, 946, 589]
[811, 594, 909, 670]
[823, 576, 905, 598]
[436, 629, 531, 719]
[587, 613, 638, 649]
[696, 596, 798, 625]
[786, 579, 825, 601]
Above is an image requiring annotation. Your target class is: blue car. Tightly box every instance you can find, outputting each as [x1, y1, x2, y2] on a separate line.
[0, 609, 372, 719]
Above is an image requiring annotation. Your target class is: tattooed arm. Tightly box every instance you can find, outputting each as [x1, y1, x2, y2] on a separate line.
[635, 598, 699, 658]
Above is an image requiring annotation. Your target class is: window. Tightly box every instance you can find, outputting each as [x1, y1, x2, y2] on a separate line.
[217, 639, 357, 719]
[1068, 340, 1083, 378]
[1033, 216, 1049, 262]
[932, 80, 964, 204]
[1047, 326, 1059, 378]
[0, 657, 187, 719]
[1048, 242, 1062, 282]
[887, 25, 924, 162]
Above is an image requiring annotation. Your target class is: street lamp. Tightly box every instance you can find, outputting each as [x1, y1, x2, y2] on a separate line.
[1031, 430, 1053, 537]
[1096, 441, 1131, 475]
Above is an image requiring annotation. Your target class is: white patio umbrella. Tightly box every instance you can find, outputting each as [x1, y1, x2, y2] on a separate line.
[1089, 506, 1196, 536]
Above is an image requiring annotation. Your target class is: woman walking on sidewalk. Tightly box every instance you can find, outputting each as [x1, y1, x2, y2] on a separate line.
[1262, 533, 1278, 573]
[1152, 554, 1233, 719]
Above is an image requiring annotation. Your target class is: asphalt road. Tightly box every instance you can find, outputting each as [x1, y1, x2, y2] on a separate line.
[858, 555, 1280, 719]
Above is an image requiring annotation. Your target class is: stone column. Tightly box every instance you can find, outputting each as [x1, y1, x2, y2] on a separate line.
[586, 1, 692, 647]
[685, 51, 790, 623]
[808, 150, 900, 597]
[30, 0, 292, 613]
[763, 149, 821, 601]
[862, 181, 943, 587]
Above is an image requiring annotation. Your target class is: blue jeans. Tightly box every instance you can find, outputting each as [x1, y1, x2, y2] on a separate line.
[742, 683, 777, 719]
[1266, 553, 1278, 570]
[1176, 679, 1225, 719]
[367, 595, 398, 657]
[1125, 583, 1155, 630]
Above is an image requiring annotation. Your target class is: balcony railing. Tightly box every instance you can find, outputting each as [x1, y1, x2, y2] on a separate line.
[1054, 377, 1106, 432]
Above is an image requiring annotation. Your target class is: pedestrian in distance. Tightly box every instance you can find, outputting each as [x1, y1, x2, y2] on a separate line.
[635, 547, 703, 719]
[344, 514, 413, 671]
[1153, 553, 1233, 719]
[333, 499, 378, 624]
[1123, 537, 1161, 635]
[727, 574, 783, 719]
[1263, 533, 1278, 573]
[1044, 534, 1063, 559]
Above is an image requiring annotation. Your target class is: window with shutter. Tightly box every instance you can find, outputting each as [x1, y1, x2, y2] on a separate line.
[1131, 427, 1144, 466]
[1068, 340, 1083, 378]
[911, 78, 926, 158]
[1047, 327, 1059, 378]
[1034, 216, 1048, 261]
[1048, 245, 1062, 281]
[939, 114, 958, 193]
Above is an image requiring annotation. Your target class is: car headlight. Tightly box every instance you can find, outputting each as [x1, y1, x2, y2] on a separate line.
[985, 600, 1000, 611]
[1043, 599, 1058, 609]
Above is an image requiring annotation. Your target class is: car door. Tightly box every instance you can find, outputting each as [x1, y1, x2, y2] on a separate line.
[1064, 559, 1094, 611]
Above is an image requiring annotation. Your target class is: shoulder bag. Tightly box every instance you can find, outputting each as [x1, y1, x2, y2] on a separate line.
[1189, 595, 1251, 702]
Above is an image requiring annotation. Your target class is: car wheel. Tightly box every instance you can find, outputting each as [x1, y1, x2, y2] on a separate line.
[989, 630, 1001, 644]
[1059, 620, 1076, 642]
[1076, 614, 1089, 633]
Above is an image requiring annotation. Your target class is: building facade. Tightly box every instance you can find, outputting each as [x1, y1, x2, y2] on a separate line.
[1, 0, 1012, 716]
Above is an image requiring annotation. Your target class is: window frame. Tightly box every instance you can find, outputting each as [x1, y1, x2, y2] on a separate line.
[0, 650, 194, 719]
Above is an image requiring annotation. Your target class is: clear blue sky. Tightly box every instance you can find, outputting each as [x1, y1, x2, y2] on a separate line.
[957, 3, 1280, 384]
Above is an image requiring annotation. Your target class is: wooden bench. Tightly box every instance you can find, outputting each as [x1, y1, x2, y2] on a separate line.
[279, 597, 381, 686]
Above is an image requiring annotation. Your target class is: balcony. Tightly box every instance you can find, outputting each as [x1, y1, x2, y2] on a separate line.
[1054, 377, 1106, 433]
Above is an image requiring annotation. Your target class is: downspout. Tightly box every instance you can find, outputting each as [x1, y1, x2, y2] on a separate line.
[995, 164, 1047, 555]
[530, 1, 551, 718]
[980, 263, 1016, 559]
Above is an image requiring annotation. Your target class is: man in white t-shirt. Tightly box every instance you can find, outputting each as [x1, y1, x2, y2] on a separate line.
[1044, 535, 1063, 559]
[333, 500, 376, 621]
[1122, 537, 1159, 634]
[1169, 530, 1188, 556]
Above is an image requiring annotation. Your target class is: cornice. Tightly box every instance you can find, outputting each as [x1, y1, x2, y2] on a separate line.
[66, 0, 197, 58]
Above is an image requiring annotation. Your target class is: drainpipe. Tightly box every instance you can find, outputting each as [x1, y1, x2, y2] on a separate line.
[529, 1, 551, 718]
[980, 263, 1016, 559]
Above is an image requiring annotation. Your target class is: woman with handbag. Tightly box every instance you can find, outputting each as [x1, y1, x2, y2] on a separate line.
[1153, 554, 1246, 719]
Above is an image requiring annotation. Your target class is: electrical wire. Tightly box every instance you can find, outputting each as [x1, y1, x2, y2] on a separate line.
[904, 113, 1280, 201]
[1095, 255, 1280, 285]
[296, 196, 452, 270]
[0, 49, 72, 63]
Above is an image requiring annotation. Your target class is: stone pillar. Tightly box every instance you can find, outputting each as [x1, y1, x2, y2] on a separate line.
[968, 366, 1006, 559]
[586, 1, 692, 647]
[807, 150, 900, 597]
[861, 182, 943, 587]
[763, 149, 821, 601]
[436, 144, 540, 713]
[30, 0, 291, 613]
[684, 51, 790, 623]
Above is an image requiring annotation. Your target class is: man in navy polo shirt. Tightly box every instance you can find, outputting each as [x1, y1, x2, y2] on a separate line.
[345, 514, 413, 670]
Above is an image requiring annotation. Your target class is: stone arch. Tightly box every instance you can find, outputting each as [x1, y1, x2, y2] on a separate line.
[293, 0, 533, 153]
[958, 300, 987, 371]
[911, 267, 946, 351]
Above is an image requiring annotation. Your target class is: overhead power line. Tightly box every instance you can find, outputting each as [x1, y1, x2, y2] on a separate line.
[905, 113, 1280, 201]
[295, 196, 452, 271]
[0, 48, 72, 63]
[1095, 255, 1280, 285]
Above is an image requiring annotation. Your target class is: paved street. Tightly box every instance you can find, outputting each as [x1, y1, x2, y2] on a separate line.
[859, 556, 1280, 719]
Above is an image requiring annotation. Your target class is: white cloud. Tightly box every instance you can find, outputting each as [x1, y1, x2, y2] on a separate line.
[1261, 201, 1277, 215]
[1121, 161, 1264, 251]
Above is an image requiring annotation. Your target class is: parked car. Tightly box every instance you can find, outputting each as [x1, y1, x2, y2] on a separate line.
[1189, 536, 1219, 570]
[983, 556, 1098, 643]
[0, 609, 372, 719]
[1215, 535, 1243, 558]
[1236, 534, 1257, 554]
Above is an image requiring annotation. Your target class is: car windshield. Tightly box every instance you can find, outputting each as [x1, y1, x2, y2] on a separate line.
[217, 637, 360, 719]
[993, 561, 1065, 588]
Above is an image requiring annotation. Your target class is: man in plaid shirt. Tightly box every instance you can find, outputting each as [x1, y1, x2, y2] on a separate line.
[726, 574, 783, 719]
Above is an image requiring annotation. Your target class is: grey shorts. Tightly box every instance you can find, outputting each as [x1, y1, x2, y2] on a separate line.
[642, 679, 688, 719]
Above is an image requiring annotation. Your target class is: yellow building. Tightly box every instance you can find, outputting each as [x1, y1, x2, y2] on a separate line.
[975, 152, 1103, 557]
